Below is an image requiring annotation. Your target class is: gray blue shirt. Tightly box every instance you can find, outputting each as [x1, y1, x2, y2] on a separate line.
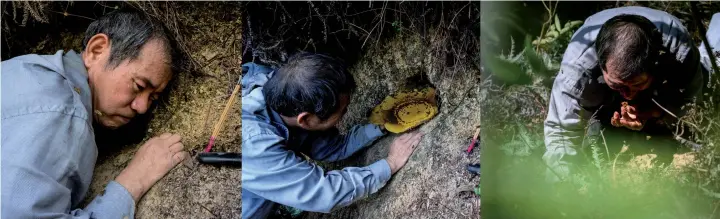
[241, 63, 391, 219]
[2, 50, 135, 218]
[543, 7, 720, 181]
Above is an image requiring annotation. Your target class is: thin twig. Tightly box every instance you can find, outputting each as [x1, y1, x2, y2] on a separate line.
[45, 9, 95, 20]
[651, 98, 704, 133]
[600, 129, 611, 161]
[612, 143, 628, 187]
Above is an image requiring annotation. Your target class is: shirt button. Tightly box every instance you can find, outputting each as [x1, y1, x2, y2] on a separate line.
[123, 216, 129, 219]
[73, 87, 81, 94]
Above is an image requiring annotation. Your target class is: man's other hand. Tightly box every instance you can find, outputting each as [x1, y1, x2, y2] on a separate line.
[610, 103, 662, 131]
[386, 131, 424, 174]
[115, 133, 189, 203]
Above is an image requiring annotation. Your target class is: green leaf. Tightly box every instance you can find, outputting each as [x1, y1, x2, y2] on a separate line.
[554, 14, 562, 33]
[474, 186, 481, 196]
[485, 55, 531, 85]
[567, 20, 583, 28]
[523, 35, 550, 78]
[545, 30, 559, 39]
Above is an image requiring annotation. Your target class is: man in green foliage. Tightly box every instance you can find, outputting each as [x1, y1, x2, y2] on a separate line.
[543, 6, 720, 181]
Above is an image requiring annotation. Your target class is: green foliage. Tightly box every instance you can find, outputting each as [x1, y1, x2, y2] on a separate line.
[501, 122, 543, 156]
[391, 20, 402, 33]
[484, 54, 532, 85]
[589, 141, 605, 172]
[523, 35, 548, 75]
[532, 15, 583, 52]
[483, 3, 720, 218]
[484, 35, 564, 87]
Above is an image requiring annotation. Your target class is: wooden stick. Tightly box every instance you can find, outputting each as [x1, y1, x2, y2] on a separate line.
[203, 13, 243, 153]
[204, 84, 241, 152]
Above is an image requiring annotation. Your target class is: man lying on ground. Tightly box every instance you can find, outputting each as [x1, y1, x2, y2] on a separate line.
[241, 53, 424, 219]
[2, 10, 189, 218]
[543, 6, 720, 181]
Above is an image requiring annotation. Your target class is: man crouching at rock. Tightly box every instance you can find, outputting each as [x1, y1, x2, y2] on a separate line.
[241, 53, 424, 219]
[1, 10, 188, 218]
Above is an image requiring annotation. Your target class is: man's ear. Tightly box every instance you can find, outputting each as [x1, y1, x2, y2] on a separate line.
[296, 112, 313, 129]
[82, 34, 111, 69]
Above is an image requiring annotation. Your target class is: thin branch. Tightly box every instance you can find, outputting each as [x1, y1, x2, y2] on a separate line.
[45, 9, 96, 21]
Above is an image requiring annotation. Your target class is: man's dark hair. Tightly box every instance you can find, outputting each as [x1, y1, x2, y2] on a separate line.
[263, 52, 356, 120]
[596, 14, 662, 80]
[82, 10, 179, 71]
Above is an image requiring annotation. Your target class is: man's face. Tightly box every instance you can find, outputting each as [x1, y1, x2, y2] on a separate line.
[303, 94, 350, 131]
[85, 38, 172, 129]
[602, 66, 653, 100]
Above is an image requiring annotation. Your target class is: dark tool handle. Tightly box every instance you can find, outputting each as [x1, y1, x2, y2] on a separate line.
[197, 152, 242, 167]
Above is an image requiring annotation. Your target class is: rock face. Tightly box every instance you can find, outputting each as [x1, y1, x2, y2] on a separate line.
[306, 32, 482, 219]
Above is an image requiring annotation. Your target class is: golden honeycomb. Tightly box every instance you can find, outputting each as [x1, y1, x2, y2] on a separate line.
[370, 87, 438, 133]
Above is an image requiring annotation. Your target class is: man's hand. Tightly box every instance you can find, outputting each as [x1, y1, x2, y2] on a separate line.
[115, 133, 189, 203]
[611, 103, 662, 131]
[386, 131, 424, 174]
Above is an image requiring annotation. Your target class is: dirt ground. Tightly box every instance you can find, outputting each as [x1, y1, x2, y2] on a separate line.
[1, 2, 242, 218]
[303, 31, 482, 219]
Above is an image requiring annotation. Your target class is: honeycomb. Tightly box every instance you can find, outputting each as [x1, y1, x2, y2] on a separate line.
[370, 87, 438, 133]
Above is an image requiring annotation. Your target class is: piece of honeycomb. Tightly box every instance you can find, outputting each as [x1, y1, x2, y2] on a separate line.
[370, 87, 438, 133]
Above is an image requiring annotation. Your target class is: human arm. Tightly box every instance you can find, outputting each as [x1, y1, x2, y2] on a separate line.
[303, 124, 386, 162]
[241, 133, 392, 213]
[542, 69, 599, 182]
[1, 113, 136, 219]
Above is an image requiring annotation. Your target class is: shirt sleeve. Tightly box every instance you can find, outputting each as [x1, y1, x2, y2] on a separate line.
[242, 132, 391, 213]
[1, 112, 135, 219]
[303, 124, 385, 162]
[542, 68, 596, 182]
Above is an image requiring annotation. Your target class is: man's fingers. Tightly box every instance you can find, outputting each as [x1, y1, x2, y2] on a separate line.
[626, 105, 637, 114]
[621, 107, 631, 120]
[620, 119, 643, 130]
[400, 131, 419, 142]
[172, 151, 189, 165]
[397, 133, 411, 142]
[159, 133, 173, 139]
[627, 111, 637, 120]
[164, 134, 182, 145]
[611, 112, 621, 127]
[169, 142, 184, 153]
[409, 133, 423, 147]
[626, 105, 637, 119]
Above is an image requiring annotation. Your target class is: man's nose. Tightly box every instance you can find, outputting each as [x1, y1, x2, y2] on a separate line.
[622, 90, 636, 100]
[131, 93, 151, 115]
